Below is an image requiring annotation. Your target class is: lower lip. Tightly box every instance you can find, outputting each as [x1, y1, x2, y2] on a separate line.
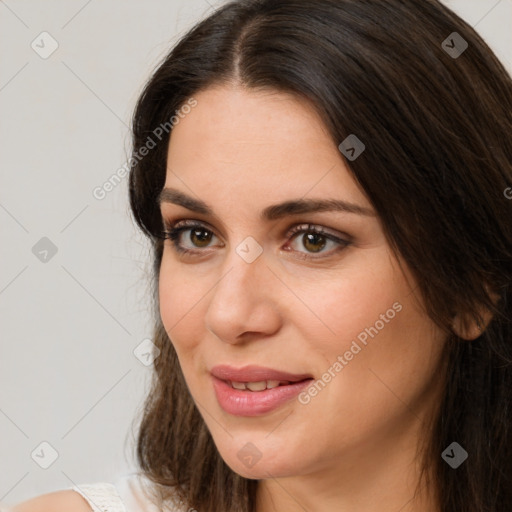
[211, 376, 313, 417]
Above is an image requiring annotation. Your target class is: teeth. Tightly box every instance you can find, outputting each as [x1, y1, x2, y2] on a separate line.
[229, 379, 282, 391]
[246, 381, 267, 391]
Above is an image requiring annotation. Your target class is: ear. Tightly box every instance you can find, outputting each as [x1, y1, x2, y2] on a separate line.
[452, 286, 500, 340]
[452, 310, 491, 340]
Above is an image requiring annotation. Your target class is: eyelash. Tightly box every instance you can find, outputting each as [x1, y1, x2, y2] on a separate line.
[161, 219, 351, 261]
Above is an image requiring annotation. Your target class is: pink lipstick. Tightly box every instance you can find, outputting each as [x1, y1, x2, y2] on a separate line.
[211, 365, 313, 416]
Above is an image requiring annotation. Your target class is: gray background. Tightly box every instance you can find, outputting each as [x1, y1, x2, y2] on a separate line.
[0, 0, 510, 505]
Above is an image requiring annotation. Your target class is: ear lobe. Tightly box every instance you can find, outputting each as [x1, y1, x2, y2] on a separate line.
[452, 286, 500, 340]
[452, 312, 489, 340]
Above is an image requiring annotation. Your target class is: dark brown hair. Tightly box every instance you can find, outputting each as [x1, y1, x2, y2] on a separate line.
[128, 1, 512, 510]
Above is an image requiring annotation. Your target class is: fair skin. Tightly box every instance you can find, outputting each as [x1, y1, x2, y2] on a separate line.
[10, 490, 92, 512]
[158, 84, 447, 512]
[10, 84, 448, 512]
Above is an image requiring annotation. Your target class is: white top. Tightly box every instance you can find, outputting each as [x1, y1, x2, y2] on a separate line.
[0, 472, 187, 512]
[69, 472, 187, 512]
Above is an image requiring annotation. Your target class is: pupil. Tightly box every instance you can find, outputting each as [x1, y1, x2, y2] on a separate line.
[303, 233, 326, 253]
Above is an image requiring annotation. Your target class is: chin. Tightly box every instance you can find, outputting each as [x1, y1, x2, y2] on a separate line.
[227, 458, 296, 480]
[216, 439, 304, 480]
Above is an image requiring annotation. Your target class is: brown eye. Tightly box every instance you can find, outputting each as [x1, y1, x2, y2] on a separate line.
[285, 223, 351, 260]
[162, 220, 220, 255]
[301, 232, 327, 253]
[189, 228, 213, 247]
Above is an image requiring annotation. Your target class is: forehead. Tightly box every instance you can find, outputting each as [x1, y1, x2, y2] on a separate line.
[165, 85, 371, 210]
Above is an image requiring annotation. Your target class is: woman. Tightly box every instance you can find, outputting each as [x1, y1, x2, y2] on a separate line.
[9, 0, 512, 511]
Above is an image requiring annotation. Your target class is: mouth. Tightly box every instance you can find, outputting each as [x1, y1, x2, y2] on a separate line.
[226, 379, 300, 391]
[210, 365, 314, 416]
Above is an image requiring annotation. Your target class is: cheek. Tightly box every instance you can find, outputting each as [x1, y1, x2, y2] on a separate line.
[287, 263, 395, 360]
[158, 258, 207, 356]
[305, 282, 445, 440]
[293, 255, 443, 409]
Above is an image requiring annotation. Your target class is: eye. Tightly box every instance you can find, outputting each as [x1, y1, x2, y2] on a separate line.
[162, 220, 220, 255]
[161, 219, 351, 260]
[284, 223, 351, 259]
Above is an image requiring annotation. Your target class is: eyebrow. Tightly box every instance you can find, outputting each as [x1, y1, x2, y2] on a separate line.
[157, 187, 376, 220]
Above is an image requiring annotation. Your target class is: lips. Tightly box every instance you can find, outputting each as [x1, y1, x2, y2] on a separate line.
[210, 364, 313, 383]
[210, 365, 314, 416]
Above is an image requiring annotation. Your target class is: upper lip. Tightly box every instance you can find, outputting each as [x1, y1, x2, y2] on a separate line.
[210, 364, 313, 383]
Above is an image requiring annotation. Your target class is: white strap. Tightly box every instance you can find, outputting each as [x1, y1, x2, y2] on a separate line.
[72, 483, 127, 512]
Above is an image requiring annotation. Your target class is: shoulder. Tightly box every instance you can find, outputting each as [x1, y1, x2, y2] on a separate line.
[10, 489, 93, 512]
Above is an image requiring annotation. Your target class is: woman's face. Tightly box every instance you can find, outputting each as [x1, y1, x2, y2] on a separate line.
[158, 84, 447, 481]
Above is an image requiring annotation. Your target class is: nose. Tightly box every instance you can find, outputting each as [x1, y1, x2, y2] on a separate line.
[204, 246, 282, 345]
